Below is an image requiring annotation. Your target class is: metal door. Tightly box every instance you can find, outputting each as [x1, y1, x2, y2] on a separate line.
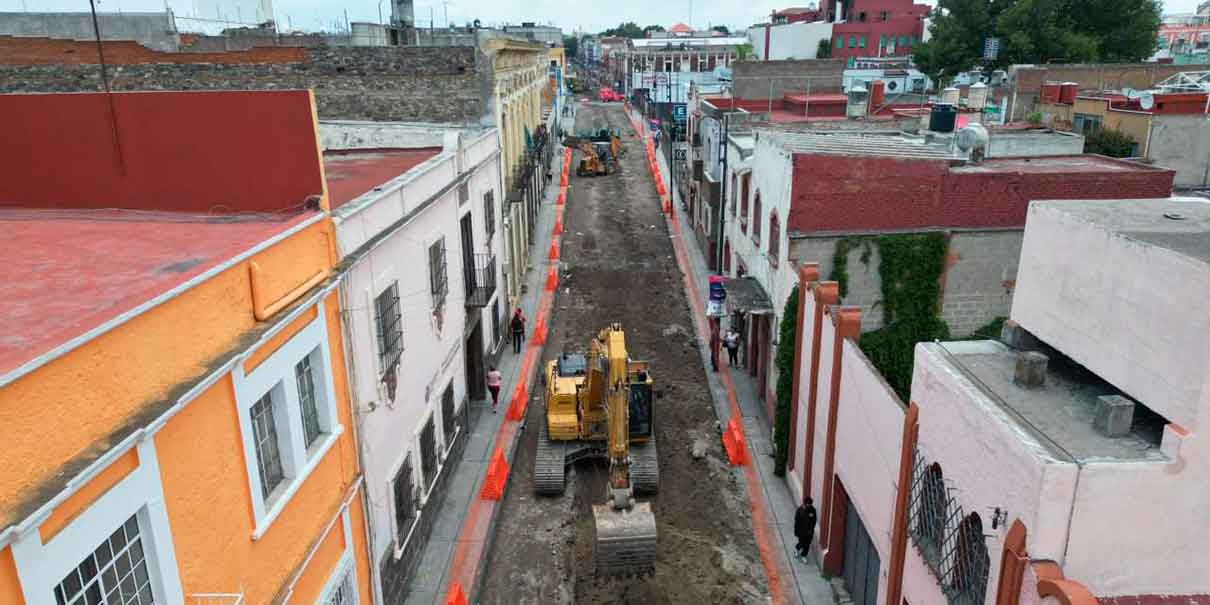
[842, 499, 881, 605]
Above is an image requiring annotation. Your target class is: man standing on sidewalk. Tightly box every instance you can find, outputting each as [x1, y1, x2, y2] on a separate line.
[795, 497, 818, 561]
[510, 308, 527, 354]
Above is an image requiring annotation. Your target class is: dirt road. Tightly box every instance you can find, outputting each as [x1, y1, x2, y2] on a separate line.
[478, 103, 769, 604]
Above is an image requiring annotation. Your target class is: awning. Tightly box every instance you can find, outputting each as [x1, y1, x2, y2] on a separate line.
[707, 276, 774, 317]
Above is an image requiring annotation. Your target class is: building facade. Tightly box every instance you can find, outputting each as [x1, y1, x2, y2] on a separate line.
[0, 90, 372, 605]
[822, 0, 928, 59]
[626, 35, 748, 102]
[319, 121, 505, 603]
[785, 196, 1210, 605]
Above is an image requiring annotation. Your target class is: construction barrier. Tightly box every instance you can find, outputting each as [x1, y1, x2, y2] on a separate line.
[446, 584, 468, 605]
[532, 317, 548, 345]
[479, 447, 510, 500]
[556, 191, 565, 206]
[548, 240, 560, 261]
[553, 214, 563, 235]
[656, 179, 667, 196]
[662, 196, 671, 215]
[545, 266, 558, 291]
[722, 417, 749, 466]
[506, 381, 529, 420]
[560, 172, 568, 187]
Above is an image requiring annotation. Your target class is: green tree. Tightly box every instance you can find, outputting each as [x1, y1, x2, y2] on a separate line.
[643, 24, 666, 36]
[712, 25, 731, 35]
[736, 43, 754, 61]
[817, 37, 833, 58]
[773, 287, 799, 477]
[564, 35, 579, 58]
[913, 0, 1160, 86]
[602, 22, 644, 38]
[1084, 127, 1138, 157]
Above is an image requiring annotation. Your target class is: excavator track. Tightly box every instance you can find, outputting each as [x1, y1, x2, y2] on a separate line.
[534, 423, 567, 496]
[630, 437, 659, 496]
[593, 501, 658, 577]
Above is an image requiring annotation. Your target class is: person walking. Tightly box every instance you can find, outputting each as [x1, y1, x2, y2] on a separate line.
[794, 497, 818, 561]
[724, 328, 741, 367]
[510, 308, 527, 354]
[486, 365, 503, 413]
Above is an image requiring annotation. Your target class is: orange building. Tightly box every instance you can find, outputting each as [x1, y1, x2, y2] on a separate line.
[0, 90, 371, 604]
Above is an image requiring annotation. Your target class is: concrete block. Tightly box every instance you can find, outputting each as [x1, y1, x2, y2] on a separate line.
[1094, 395, 1136, 438]
[1014, 351, 1048, 388]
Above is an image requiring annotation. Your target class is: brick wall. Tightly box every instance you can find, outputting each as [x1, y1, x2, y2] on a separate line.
[0, 35, 306, 64]
[732, 59, 845, 100]
[1008, 63, 1188, 120]
[0, 43, 485, 123]
[789, 230, 1022, 336]
[786, 155, 1174, 234]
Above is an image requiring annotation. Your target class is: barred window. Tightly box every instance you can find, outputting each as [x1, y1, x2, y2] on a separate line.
[458, 181, 469, 205]
[914, 462, 947, 564]
[419, 416, 438, 492]
[949, 514, 990, 605]
[296, 355, 322, 448]
[392, 456, 416, 545]
[55, 514, 155, 605]
[375, 283, 403, 371]
[752, 192, 763, 246]
[484, 191, 496, 238]
[251, 392, 285, 499]
[429, 238, 449, 311]
[441, 383, 457, 447]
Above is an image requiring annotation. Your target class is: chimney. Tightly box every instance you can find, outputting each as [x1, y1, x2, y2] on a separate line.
[1014, 351, 1048, 388]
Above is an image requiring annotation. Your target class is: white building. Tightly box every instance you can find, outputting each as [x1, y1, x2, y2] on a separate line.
[320, 121, 505, 604]
[749, 20, 834, 61]
[627, 36, 749, 102]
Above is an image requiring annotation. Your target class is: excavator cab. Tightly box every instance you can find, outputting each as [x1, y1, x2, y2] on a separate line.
[627, 362, 653, 440]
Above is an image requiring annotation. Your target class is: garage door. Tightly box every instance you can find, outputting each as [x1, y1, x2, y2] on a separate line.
[842, 499, 881, 605]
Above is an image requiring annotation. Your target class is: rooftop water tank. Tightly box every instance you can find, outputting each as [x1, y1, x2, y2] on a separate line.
[1040, 81, 1061, 104]
[968, 81, 988, 110]
[1059, 81, 1078, 104]
[929, 103, 957, 133]
[847, 85, 869, 118]
[941, 86, 960, 106]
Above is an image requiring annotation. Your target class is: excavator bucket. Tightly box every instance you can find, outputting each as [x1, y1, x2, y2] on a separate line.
[593, 501, 658, 577]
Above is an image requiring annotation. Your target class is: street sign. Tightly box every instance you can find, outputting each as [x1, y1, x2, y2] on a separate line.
[674, 149, 687, 160]
[983, 37, 1000, 61]
[672, 105, 687, 121]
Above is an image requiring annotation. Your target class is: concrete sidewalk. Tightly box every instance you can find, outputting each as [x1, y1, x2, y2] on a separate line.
[638, 108, 834, 605]
[404, 112, 571, 605]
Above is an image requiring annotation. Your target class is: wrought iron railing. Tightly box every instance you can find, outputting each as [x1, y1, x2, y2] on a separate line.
[464, 253, 496, 308]
[906, 448, 990, 605]
[189, 594, 244, 605]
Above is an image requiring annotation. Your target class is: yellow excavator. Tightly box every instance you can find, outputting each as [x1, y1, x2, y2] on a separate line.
[565, 133, 621, 177]
[536, 323, 658, 576]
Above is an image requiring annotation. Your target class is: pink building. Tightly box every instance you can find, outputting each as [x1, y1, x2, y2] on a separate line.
[786, 197, 1210, 604]
[824, 0, 929, 59]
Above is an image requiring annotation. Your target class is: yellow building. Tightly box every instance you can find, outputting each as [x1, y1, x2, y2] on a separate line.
[483, 37, 551, 309]
[1039, 95, 1151, 155]
[0, 90, 371, 604]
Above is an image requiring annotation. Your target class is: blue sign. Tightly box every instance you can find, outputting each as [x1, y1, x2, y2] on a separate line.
[672, 104, 687, 122]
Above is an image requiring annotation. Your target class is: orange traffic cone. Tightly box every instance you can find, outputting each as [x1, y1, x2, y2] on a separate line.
[553, 215, 563, 235]
[548, 240, 560, 261]
[545, 266, 558, 290]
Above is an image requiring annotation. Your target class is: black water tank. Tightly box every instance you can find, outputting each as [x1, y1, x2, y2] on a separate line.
[929, 103, 957, 133]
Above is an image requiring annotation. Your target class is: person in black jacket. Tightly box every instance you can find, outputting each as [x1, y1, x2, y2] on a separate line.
[794, 497, 818, 561]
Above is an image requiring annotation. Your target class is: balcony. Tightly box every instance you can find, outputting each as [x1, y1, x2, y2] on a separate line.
[464, 253, 497, 308]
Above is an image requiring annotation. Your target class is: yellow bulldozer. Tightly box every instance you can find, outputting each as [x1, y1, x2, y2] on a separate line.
[565, 133, 622, 177]
[536, 323, 658, 576]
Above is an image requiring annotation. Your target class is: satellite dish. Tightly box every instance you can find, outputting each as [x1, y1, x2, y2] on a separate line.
[1123, 87, 1139, 99]
[1140, 91, 1155, 110]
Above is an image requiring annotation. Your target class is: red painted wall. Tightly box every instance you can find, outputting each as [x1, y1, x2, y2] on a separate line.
[0, 35, 305, 65]
[0, 90, 326, 213]
[787, 155, 1175, 233]
[831, 17, 924, 59]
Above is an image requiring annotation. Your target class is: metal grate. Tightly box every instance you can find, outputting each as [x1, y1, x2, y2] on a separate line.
[375, 283, 403, 372]
[464, 253, 497, 308]
[56, 514, 155, 605]
[325, 565, 358, 605]
[392, 456, 416, 545]
[295, 355, 321, 448]
[484, 191, 496, 238]
[906, 449, 990, 605]
[251, 393, 285, 500]
[441, 383, 457, 447]
[419, 417, 438, 493]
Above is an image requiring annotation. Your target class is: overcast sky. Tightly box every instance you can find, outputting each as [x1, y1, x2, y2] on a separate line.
[3, 0, 1203, 35]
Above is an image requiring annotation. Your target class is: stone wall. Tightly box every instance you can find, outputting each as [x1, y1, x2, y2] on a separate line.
[0, 45, 485, 124]
[790, 230, 1023, 336]
[732, 58, 845, 100]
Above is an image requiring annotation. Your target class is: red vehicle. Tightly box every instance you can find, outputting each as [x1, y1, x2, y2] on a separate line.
[598, 87, 624, 102]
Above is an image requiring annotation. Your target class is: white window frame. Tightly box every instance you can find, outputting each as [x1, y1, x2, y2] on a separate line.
[233, 299, 345, 540]
[10, 439, 185, 605]
[316, 509, 360, 605]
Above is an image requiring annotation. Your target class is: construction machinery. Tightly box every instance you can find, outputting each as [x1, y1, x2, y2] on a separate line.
[535, 323, 659, 576]
[565, 130, 623, 177]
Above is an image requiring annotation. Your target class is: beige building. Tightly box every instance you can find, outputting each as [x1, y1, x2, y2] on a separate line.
[484, 37, 551, 309]
[1039, 95, 1152, 155]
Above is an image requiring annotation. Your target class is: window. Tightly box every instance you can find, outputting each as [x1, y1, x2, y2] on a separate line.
[251, 393, 285, 499]
[441, 382, 457, 448]
[914, 463, 946, 564]
[375, 283, 402, 371]
[752, 192, 763, 246]
[880, 10, 889, 20]
[458, 182, 469, 205]
[55, 513, 154, 605]
[392, 455, 416, 545]
[880, 34, 886, 47]
[491, 299, 502, 346]
[849, 35, 857, 48]
[1073, 113, 1101, 135]
[859, 36, 867, 48]
[768, 211, 781, 267]
[836, 37, 843, 49]
[740, 173, 750, 233]
[429, 237, 448, 312]
[950, 514, 990, 605]
[296, 355, 322, 448]
[899, 35, 908, 47]
[909, 35, 917, 45]
[484, 191, 496, 238]
[320, 554, 360, 605]
[419, 416, 438, 493]
[730, 174, 737, 216]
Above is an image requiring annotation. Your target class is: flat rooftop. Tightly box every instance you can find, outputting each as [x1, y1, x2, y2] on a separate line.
[1035, 197, 1210, 263]
[0, 208, 317, 383]
[951, 155, 1162, 175]
[323, 147, 443, 209]
[932, 341, 1165, 463]
[763, 129, 956, 159]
